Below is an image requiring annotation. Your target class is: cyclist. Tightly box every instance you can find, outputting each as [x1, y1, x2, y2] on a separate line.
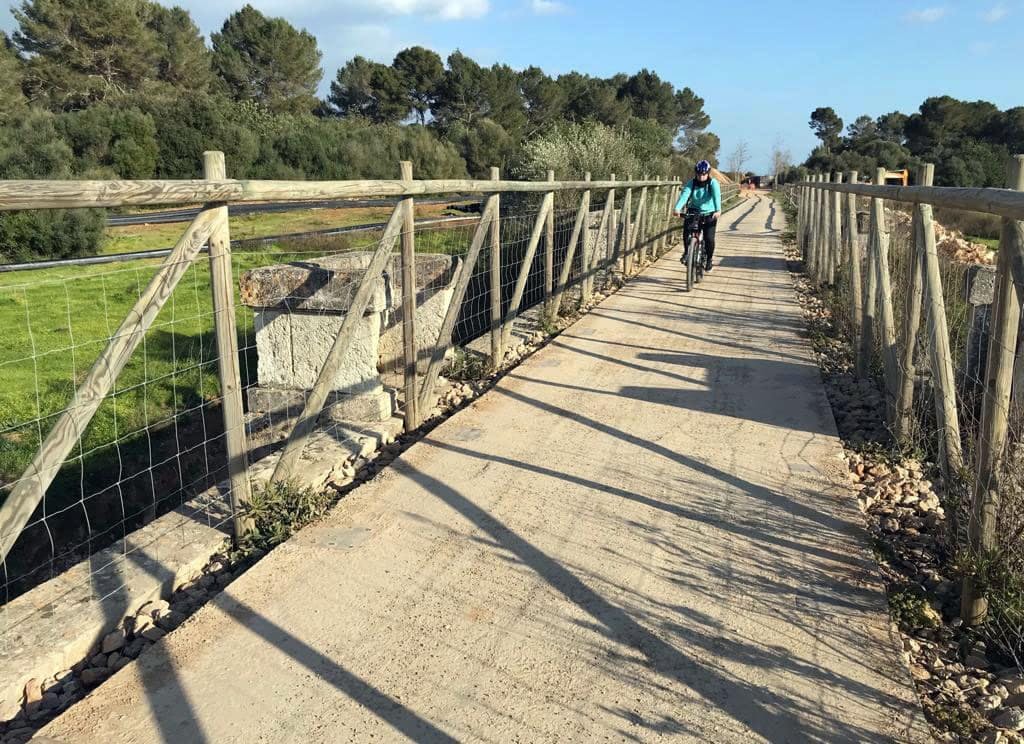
[673, 160, 722, 272]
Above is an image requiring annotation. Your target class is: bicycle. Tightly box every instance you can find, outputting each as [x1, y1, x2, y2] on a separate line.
[680, 208, 711, 291]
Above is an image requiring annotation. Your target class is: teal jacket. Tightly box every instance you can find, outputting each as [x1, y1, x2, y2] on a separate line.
[674, 177, 721, 214]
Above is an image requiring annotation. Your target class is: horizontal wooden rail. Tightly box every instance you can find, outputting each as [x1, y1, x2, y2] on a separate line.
[0, 177, 680, 212]
[800, 180, 1024, 221]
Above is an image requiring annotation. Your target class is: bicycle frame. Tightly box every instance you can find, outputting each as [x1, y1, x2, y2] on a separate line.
[682, 209, 710, 290]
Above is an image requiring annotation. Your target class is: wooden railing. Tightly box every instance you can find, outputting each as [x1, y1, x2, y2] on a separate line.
[0, 154, 689, 564]
[798, 157, 1024, 626]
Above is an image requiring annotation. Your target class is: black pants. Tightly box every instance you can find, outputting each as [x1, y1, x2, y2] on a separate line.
[684, 214, 718, 263]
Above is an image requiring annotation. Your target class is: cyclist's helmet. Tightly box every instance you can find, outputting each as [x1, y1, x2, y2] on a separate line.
[695, 160, 712, 176]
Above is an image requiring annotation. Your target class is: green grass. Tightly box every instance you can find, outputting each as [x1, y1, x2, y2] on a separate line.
[101, 203, 466, 255]
[967, 234, 999, 250]
[0, 222, 475, 485]
[1, 218, 475, 595]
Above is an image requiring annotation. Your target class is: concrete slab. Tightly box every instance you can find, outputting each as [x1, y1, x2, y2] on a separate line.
[40, 195, 928, 743]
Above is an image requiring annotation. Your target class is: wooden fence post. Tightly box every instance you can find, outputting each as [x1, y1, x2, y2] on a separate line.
[918, 163, 964, 484]
[606, 174, 617, 276]
[962, 154, 1024, 625]
[805, 178, 814, 258]
[203, 151, 253, 539]
[580, 172, 593, 302]
[796, 179, 804, 254]
[830, 172, 843, 284]
[808, 174, 820, 277]
[797, 180, 805, 256]
[488, 166, 503, 371]
[846, 171, 862, 350]
[544, 169, 555, 315]
[895, 165, 927, 445]
[666, 177, 677, 248]
[817, 173, 832, 285]
[551, 175, 591, 319]
[631, 182, 648, 268]
[400, 161, 419, 431]
[623, 177, 633, 275]
[811, 174, 822, 268]
[872, 167, 900, 428]
[802, 176, 810, 267]
[653, 175, 664, 256]
[860, 180, 879, 379]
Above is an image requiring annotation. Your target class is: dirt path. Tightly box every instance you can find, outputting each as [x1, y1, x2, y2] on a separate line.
[41, 196, 927, 743]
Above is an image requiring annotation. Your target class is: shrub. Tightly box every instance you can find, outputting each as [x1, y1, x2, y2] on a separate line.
[57, 104, 160, 178]
[516, 120, 644, 182]
[0, 109, 104, 263]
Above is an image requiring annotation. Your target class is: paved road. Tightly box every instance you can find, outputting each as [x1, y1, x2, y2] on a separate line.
[42, 195, 927, 743]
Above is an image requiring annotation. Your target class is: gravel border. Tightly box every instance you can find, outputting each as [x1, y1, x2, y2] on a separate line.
[782, 231, 1024, 744]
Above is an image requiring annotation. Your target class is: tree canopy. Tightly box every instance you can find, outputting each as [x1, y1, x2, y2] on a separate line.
[0, 0, 720, 257]
[803, 96, 1021, 187]
[211, 4, 322, 114]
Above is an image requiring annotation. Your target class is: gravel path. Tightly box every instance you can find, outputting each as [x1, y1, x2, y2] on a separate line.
[41, 195, 928, 743]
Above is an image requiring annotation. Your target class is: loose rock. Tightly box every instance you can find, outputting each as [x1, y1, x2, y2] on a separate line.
[21, 680, 41, 706]
[994, 708, 1024, 732]
[101, 628, 127, 654]
[80, 667, 111, 687]
[142, 626, 167, 643]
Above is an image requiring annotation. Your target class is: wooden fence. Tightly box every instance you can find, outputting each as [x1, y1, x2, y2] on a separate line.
[0, 155, 744, 567]
[797, 157, 1024, 626]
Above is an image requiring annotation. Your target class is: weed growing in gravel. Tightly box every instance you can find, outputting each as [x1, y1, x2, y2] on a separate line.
[889, 585, 942, 632]
[233, 481, 334, 557]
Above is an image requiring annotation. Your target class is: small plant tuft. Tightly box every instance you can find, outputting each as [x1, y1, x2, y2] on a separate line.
[232, 480, 334, 558]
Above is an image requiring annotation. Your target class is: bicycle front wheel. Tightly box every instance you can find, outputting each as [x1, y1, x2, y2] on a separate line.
[686, 236, 697, 291]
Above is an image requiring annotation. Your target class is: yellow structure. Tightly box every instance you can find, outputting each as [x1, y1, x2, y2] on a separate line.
[884, 169, 909, 186]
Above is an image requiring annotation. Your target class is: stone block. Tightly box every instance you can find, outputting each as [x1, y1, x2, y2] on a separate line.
[0, 499, 229, 720]
[381, 254, 458, 313]
[253, 310, 381, 391]
[239, 252, 457, 314]
[965, 264, 997, 306]
[240, 252, 388, 313]
[247, 385, 394, 423]
[378, 270, 457, 375]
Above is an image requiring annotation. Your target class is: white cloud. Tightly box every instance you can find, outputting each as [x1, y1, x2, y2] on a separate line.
[904, 7, 948, 22]
[343, 0, 490, 19]
[530, 0, 568, 14]
[982, 4, 1008, 22]
[969, 41, 994, 55]
[172, 0, 488, 28]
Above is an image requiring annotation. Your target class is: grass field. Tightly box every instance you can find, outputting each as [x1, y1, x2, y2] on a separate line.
[1, 200, 471, 470]
[100, 203, 465, 255]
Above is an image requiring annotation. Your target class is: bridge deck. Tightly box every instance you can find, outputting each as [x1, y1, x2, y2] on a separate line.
[41, 195, 927, 743]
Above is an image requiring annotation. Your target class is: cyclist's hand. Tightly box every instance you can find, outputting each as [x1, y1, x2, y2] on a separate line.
[673, 210, 682, 218]
[712, 211, 721, 220]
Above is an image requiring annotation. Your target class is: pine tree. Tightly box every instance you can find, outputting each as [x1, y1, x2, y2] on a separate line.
[211, 4, 322, 115]
[13, 0, 161, 110]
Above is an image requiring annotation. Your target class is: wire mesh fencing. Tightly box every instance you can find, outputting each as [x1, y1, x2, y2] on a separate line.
[0, 166, 681, 703]
[0, 250, 236, 609]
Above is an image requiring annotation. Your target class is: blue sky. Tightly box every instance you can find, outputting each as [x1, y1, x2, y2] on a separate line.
[3, 0, 1022, 172]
